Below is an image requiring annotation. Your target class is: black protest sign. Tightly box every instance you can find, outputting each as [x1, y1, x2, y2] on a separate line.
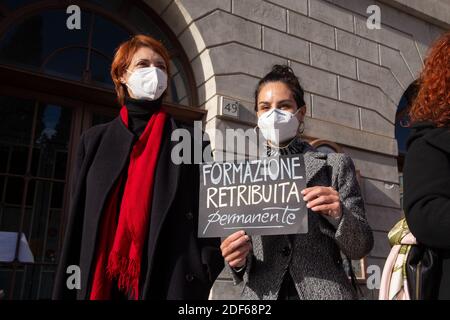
[198, 154, 308, 238]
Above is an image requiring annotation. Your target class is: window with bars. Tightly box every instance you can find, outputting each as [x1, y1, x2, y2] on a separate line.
[0, 95, 73, 299]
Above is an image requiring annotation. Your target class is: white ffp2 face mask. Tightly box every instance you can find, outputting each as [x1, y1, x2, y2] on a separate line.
[126, 66, 167, 101]
[257, 108, 300, 146]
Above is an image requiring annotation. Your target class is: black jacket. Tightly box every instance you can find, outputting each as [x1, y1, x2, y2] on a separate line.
[52, 115, 224, 300]
[403, 122, 450, 299]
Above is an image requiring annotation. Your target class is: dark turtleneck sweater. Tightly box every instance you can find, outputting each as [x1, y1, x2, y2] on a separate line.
[124, 96, 163, 138]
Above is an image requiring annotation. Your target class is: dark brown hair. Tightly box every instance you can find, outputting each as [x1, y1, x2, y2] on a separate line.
[255, 65, 306, 111]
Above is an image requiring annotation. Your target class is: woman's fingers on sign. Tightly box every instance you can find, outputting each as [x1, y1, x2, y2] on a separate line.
[301, 186, 342, 218]
[221, 231, 250, 258]
[228, 242, 252, 268]
[220, 231, 244, 250]
[220, 231, 252, 269]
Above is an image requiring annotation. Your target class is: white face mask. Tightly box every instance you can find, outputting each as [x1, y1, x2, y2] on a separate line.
[125, 66, 167, 101]
[257, 108, 300, 146]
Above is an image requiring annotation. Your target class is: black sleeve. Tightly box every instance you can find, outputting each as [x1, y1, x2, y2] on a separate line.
[52, 132, 87, 299]
[194, 163, 224, 284]
[404, 139, 450, 249]
[195, 132, 224, 284]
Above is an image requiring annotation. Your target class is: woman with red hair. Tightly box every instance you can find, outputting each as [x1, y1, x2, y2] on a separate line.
[404, 31, 450, 299]
[52, 35, 223, 300]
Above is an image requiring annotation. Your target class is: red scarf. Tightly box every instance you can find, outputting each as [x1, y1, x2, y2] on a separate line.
[89, 106, 167, 300]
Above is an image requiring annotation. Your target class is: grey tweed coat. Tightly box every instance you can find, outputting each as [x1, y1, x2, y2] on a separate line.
[231, 146, 374, 300]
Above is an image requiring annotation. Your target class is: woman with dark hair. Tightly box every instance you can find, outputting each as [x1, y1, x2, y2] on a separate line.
[220, 65, 374, 300]
[403, 31, 450, 300]
[52, 35, 223, 300]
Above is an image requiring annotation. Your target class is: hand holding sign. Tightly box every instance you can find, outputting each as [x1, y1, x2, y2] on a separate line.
[302, 186, 342, 219]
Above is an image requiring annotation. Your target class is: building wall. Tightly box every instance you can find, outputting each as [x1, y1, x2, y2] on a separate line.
[143, 0, 448, 299]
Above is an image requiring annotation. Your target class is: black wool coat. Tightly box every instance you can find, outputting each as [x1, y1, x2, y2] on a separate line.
[403, 122, 450, 299]
[52, 115, 224, 300]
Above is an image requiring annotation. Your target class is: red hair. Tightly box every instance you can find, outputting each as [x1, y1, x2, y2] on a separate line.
[111, 34, 171, 105]
[410, 31, 450, 127]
